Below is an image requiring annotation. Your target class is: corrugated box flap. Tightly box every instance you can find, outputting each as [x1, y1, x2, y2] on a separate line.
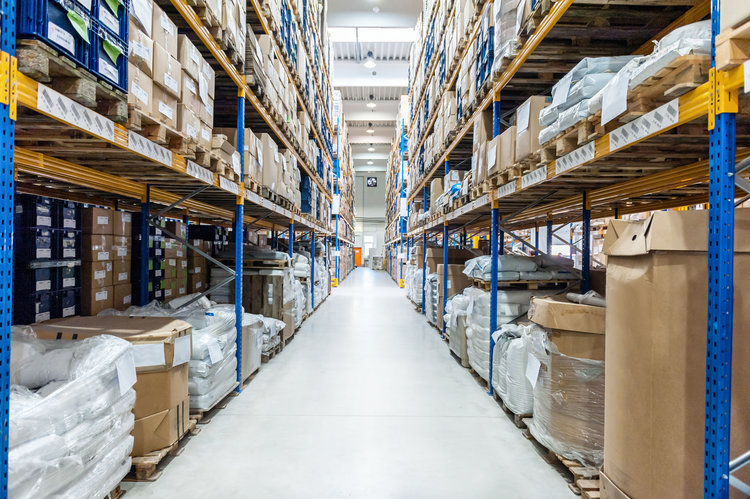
[33, 315, 191, 343]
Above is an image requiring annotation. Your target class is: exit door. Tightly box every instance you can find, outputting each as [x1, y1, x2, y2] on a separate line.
[354, 247, 362, 267]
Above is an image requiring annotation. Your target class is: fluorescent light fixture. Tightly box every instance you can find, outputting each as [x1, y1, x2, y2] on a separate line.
[367, 146, 375, 152]
[366, 122, 375, 134]
[368, 161, 373, 165]
[364, 51, 376, 69]
[366, 102, 376, 108]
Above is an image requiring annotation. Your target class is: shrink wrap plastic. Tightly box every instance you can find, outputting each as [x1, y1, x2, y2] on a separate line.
[491, 324, 540, 416]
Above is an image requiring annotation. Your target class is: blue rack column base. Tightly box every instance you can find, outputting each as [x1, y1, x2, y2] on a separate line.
[441, 221, 449, 339]
[311, 231, 315, 309]
[421, 229, 427, 315]
[233, 194, 244, 392]
[488, 199, 500, 396]
[581, 192, 591, 293]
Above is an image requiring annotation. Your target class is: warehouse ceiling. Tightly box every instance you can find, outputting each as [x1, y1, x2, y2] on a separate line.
[327, 2, 419, 174]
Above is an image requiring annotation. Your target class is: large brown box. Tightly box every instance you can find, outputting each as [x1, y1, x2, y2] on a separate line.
[112, 236, 132, 260]
[81, 285, 113, 315]
[244, 273, 286, 320]
[436, 263, 473, 319]
[527, 295, 605, 360]
[113, 211, 133, 237]
[82, 260, 113, 288]
[188, 272, 206, 293]
[418, 247, 476, 274]
[281, 301, 295, 342]
[515, 95, 549, 162]
[113, 283, 132, 310]
[82, 207, 114, 235]
[82, 235, 113, 262]
[128, 63, 152, 113]
[601, 210, 750, 498]
[151, 3, 177, 55]
[113, 258, 130, 284]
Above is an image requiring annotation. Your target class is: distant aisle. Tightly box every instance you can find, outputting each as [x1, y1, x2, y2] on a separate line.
[124, 267, 574, 498]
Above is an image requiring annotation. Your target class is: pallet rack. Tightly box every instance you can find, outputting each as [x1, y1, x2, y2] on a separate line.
[387, 0, 747, 495]
[0, 0, 352, 490]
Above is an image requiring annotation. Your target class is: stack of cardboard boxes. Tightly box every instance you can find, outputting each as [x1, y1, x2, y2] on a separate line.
[471, 109, 493, 188]
[163, 221, 188, 301]
[81, 207, 132, 315]
[187, 239, 211, 294]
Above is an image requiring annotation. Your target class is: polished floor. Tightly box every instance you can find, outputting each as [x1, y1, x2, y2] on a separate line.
[124, 267, 574, 498]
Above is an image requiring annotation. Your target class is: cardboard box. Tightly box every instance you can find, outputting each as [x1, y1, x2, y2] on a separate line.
[515, 95, 548, 162]
[418, 247, 476, 274]
[112, 236, 131, 260]
[720, 0, 750, 31]
[151, 3, 177, 55]
[81, 285, 113, 315]
[164, 239, 186, 259]
[528, 296, 605, 360]
[436, 263, 473, 319]
[113, 283, 132, 310]
[128, 21, 153, 77]
[281, 302, 295, 343]
[132, 392, 190, 456]
[177, 105, 200, 142]
[153, 42, 181, 99]
[113, 211, 132, 237]
[82, 235, 113, 261]
[601, 210, 750, 498]
[130, 0, 153, 36]
[241, 319, 263, 381]
[162, 278, 177, 299]
[152, 85, 178, 128]
[128, 63, 152, 113]
[200, 59, 215, 100]
[82, 207, 113, 234]
[164, 220, 187, 239]
[188, 273, 206, 293]
[82, 260, 113, 288]
[199, 122, 212, 150]
[430, 177, 443, 202]
[260, 133, 279, 191]
[181, 71, 200, 110]
[177, 34, 201, 80]
[498, 126, 516, 174]
[113, 257, 130, 284]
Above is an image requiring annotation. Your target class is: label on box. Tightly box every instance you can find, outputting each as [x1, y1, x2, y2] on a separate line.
[48, 22, 75, 53]
[208, 339, 223, 365]
[516, 100, 531, 135]
[201, 128, 211, 141]
[232, 153, 241, 173]
[62, 306, 75, 317]
[98, 58, 119, 84]
[35, 215, 51, 226]
[116, 350, 137, 395]
[106, 262, 112, 271]
[521, 166, 547, 189]
[181, 260, 187, 268]
[168, 258, 176, 266]
[36, 280, 51, 291]
[97, 251, 109, 260]
[97, 215, 109, 225]
[332, 250, 340, 257]
[177, 250, 183, 257]
[199, 74, 209, 104]
[158, 100, 174, 120]
[132, 0, 152, 36]
[173, 335, 191, 366]
[179, 287, 185, 295]
[487, 145, 497, 167]
[161, 12, 175, 34]
[155, 290, 163, 298]
[602, 71, 629, 126]
[63, 218, 76, 228]
[555, 141, 595, 175]
[196, 281, 202, 288]
[164, 73, 178, 94]
[155, 249, 162, 256]
[35, 311, 51, 323]
[155, 269, 162, 277]
[185, 77, 197, 94]
[194, 266, 202, 273]
[164, 288, 172, 297]
[332, 194, 340, 214]
[131, 81, 149, 106]
[62, 277, 75, 288]
[132, 41, 151, 62]
[63, 248, 75, 258]
[117, 247, 127, 257]
[128, 130, 173, 167]
[190, 45, 201, 64]
[497, 181, 516, 199]
[118, 272, 128, 281]
[94, 270, 106, 280]
[37, 85, 115, 142]
[609, 99, 679, 151]
[122, 213, 131, 222]
[99, 7, 119, 34]
[186, 124, 198, 139]
[124, 294, 131, 304]
[36, 248, 51, 259]
[95, 290, 108, 301]
[206, 102, 214, 117]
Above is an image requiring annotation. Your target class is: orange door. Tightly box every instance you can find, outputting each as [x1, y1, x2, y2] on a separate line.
[354, 247, 362, 267]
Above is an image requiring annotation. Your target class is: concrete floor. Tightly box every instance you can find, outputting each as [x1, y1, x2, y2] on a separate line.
[124, 267, 575, 498]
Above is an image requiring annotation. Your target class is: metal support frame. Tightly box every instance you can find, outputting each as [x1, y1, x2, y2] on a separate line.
[289, 221, 294, 257]
[233, 91, 245, 391]
[422, 231, 427, 314]
[311, 231, 315, 308]
[138, 186, 151, 306]
[442, 222, 448, 338]
[581, 192, 591, 292]
[488, 200, 499, 396]
[705, 0, 737, 494]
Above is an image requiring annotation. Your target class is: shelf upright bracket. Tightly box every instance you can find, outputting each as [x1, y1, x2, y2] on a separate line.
[422, 229, 427, 314]
[442, 221, 449, 339]
[581, 192, 591, 293]
[138, 185, 151, 306]
[311, 231, 315, 309]
[546, 219, 553, 254]
[289, 219, 294, 258]
[234, 87, 245, 392]
[488, 197, 500, 396]
[705, 1, 738, 495]
[492, 90, 502, 138]
[0, 0, 16, 484]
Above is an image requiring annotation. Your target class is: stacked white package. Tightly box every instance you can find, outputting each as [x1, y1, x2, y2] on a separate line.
[9, 327, 136, 499]
[261, 316, 285, 353]
[463, 254, 578, 282]
[492, 0, 528, 68]
[293, 278, 306, 328]
[491, 323, 539, 416]
[293, 253, 311, 279]
[313, 256, 329, 305]
[424, 273, 440, 325]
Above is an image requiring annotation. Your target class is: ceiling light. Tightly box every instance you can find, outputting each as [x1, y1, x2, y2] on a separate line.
[363, 51, 376, 69]
[366, 94, 376, 108]
[368, 161, 373, 165]
[372, 6, 380, 13]
[367, 144, 375, 152]
[366, 122, 375, 134]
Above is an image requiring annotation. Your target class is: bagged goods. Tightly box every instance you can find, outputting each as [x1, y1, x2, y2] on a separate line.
[9, 328, 136, 498]
[463, 254, 577, 282]
[491, 324, 537, 416]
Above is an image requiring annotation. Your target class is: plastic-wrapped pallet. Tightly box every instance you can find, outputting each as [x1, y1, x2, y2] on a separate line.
[261, 316, 285, 353]
[424, 273, 440, 325]
[525, 326, 605, 468]
[493, 0, 528, 67]
[463, 254, 577, 282]
[293, 278, 306, 328]
[9, 327, 136, 498]
[445, 292, 473, 366]
[491, 323, 538, 416]
[293, 253, 311, 279]
[313, 256, 329, 305]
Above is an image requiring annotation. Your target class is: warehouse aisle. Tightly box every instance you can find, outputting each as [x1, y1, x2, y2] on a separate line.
[123, 267, 574, 498]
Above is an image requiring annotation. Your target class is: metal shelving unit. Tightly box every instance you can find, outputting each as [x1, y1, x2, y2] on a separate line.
[387, 0, 747, 496]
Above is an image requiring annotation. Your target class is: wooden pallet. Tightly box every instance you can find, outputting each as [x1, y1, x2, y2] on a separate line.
[283, 329, 296, 346]
[190, 382, 239, 424]
[241, 366, 260, 389]
[127, 107, 196, 157]
[244, 258, 290, 268]
[472, 278, 577, 290]
[468, 366, 490, 390]
[717, 18, 750, 71]
[17, 39, 128, 123]
[244, 177, 261, 194]
[261, 341, 283, 363]
[106, 485, 124, 499]
[125, 419, 199, 482]
[493, 391, 531, 429]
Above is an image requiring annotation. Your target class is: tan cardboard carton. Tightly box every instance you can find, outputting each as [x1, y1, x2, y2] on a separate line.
[82, 260, 113, 288]
[180, 71, 200, 111]
[128, 63, 152, 113]
[177, 105, 200, 142]
[113, 211, 132, 237]
[113, 283, 132, 310]
[82, 207, 114, 234]
[128, 21, 153, 77]
[528, 295, 605, 360]
[515, 95, 548, 162]
[177, 34, 201, 80]
[81, 286, 113, 315]
[153, 42, 182, 99]
[113, 258, 130, 284]
[151, 3, 177, 54]
[82, 235, 113, 261]
[152, 85, 178, 128]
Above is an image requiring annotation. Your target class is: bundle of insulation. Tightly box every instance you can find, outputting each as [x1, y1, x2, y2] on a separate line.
[491, 323, 538, 416]
[293, 278, 306, 328]
[313, 256, 329, 305]
[241, 313, 264, 379]
[424, 273, 440, 325]
[493, 0, 528, 66]
[293, 253, 311, 279]
[261, 316, 285, 353]
[538, 56, 636, 145]
[525, 325, 604, 467]
[445, 293, 473, 367]
[465, 288, 558, 381]
[9, 327, 136, 499]
[463, 254, 577, 282]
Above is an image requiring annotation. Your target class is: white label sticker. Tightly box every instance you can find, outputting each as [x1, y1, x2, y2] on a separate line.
[155, 269, 162, 277]
[124, 294, 131, 304]
[199, 74, 209, 104]
[516, 100, 531, 135]
[155, 249, 162, 256]
[36, 280, 51, 291]
[37, 248, 51, 259]
[208, 339, 223, 365]
[132, 41, 151, 61]
[118, 272, 128, 281]
[132, 81, 149, 106]
[117, 247, 127, 257]
[158, 100, 174, 120]
[164, 73, 178, 93]
[745, 60, 750, 94]
[525, 353, 541, 388]
[190, 46, 201, 64]
[179, 287, 185, 294]
[47, 22, 75, 54]
[161, 12, 174, 34]
[164, 288, 172, 297]
[555, 141, 596, 175]
[116, 350, 137, 395]
[133, 343, 165, 367]
[609, 99, 679, 151]
[551, 73, 572, 108]
[95, 290, 108, 301]
[206, 102, 214, 117]
[122, 213, 131, 222]
[97, 251, 109, 260]
[62, 277, 75, 288]
[201, 128, 211, 141]
[97, 216, 109, 225]
[602, 71, 629, 126]
[400, 198, 408, 217]
[168, 258, 176, 266]
[37, 85, 115, 142]
[128, 130, 173, 166]
[186, 124, 198, 139]
[132, 0, 153, 36]
[35, 311, 51, 322]
[63, 248, 75, 258]
[487, 145, 497, 168]
[99, 6, 119, 34]
[196, 281, 202, 288]
[173, 335, 192, 366]
[185, 77, 197, 94]
[232, 153, 241, 173]
[94, 270, 106, 280]
[63, 218, 76, 228]
[37, 215, 52, 226]
[521, 166, 547, 189]
[62, 306, 75, 317]
[194, 267, 202, 273]
[98, 57, 119, 83]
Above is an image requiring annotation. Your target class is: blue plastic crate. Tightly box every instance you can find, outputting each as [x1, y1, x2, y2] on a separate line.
[89, 21, 127, 92]
[15, 266, 54, 295]
[56, 288, 80, 318]
[57, 263, 81, 289]
[18, 0, 92, 66]
[15, 227, 55, 262]
[14, 291, 54, 324]
[15, 194, 54, 229]
[56, 199, 80, 229]
[93, 0, 126, 40]
[57, 228, 81, 259]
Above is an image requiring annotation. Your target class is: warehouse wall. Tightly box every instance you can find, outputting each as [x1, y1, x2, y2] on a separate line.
[354, 172, 385, 259]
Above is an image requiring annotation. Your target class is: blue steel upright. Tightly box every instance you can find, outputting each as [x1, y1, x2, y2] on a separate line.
[442, 222, 448, 338]
[546, 220, 553, 254]
[705, 0, 737, 495]
[422, 231, 427, 314]
[138, 185, 150, 305]
[581, 192, 591, 293]
[0, 0, 15, 487]
[289, 221, 294, 258]
[488, 202, 499, 396]
[234, 92, 245, 390]
[311, 231, 315, 308]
